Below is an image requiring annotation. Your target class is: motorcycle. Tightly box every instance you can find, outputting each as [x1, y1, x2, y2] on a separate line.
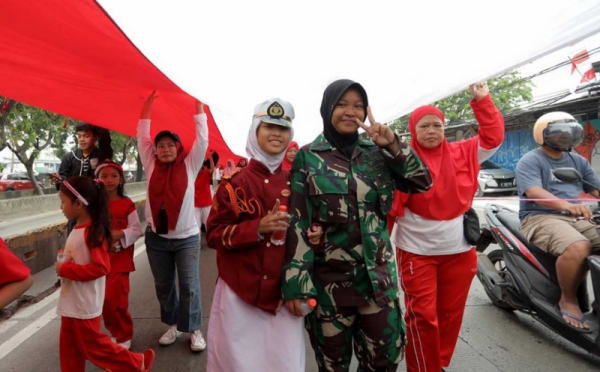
[475, 167, 600, 356]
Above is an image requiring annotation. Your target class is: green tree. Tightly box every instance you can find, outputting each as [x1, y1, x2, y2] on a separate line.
[386, 70, 534, 139]
[111, 132, 137, 166]
[0, 99, 65, 195]
[51, 119, 77, 161]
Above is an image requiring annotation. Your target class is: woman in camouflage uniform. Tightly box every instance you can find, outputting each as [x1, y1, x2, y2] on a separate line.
[283, 79, 433, 372]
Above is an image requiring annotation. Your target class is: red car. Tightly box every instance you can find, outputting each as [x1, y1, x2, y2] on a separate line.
[0, 173, 44, 192]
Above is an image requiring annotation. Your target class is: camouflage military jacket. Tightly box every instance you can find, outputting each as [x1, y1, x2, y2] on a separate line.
[282, 134, 432, 307]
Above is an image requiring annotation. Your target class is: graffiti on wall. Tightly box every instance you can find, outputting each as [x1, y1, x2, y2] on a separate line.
[573, 119, 600, 175]
[486, 128, 537, 171]
[485, 119, 600, 173]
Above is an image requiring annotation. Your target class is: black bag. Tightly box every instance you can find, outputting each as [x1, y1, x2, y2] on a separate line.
[463, 207, 481, 245]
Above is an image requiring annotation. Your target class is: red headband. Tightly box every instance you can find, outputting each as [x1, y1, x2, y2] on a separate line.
[94, 160, 124, 178]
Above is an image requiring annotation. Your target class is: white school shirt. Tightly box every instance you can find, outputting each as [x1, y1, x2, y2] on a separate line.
[56, 227, 106, 319]
[394, 143, 498, 255]
[137, 114, 209, 239]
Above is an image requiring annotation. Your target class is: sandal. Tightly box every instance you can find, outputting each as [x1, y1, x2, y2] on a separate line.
[560, 310, 592, 333]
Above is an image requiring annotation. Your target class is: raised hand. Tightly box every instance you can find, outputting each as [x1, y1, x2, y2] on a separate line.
[140, 90, 158, 119]
[470, 82, 489, 101]
[195, 99, 205, 115]
[258, 199, 290, 234]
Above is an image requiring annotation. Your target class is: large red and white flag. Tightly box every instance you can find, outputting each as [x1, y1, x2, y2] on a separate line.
[569, 47, 597, 93]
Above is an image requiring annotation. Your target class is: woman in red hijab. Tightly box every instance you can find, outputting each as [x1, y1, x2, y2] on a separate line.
[138, 91, 208, 352]
[281, 141, 299, 171]
[392, 82, 504, 372]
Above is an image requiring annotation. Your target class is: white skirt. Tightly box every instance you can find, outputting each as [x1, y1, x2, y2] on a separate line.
[207, 278, 306, 372]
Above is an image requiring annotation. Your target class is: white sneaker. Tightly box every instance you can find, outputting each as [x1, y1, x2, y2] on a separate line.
[159, 325, 182, 346]
[190, 329, 206, 352]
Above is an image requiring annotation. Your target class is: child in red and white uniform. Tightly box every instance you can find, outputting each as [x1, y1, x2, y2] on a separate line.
[96, 160, 142, 350]
[0, 237, 33, 308]
[55, 176, 154, 372]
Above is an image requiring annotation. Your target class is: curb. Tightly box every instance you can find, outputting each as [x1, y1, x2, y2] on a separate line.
[0, 279, 60, 320]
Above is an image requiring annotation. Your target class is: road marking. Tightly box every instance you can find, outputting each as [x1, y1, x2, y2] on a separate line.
[11, 291, 60, 320]
[133, 244, 146, 258]
[0, 321, 18, 336]
[0, 244, 147, 360]
[0, 306, 57, 360]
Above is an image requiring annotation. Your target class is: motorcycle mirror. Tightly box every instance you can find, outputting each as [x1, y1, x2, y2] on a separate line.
[552, 168, 583, 183]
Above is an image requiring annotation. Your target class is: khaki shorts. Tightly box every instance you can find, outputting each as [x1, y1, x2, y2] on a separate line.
[520, 214, 600, 256]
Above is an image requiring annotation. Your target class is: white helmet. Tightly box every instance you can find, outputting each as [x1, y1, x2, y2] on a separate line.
[533, 112, 584, 151]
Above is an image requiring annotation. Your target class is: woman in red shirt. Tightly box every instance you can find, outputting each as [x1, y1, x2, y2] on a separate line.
[392, 82, 504, 372]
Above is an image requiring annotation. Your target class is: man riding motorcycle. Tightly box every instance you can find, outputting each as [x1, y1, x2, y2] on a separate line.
[516, 112, 600, 331]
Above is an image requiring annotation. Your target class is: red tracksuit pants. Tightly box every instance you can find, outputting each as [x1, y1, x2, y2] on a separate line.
[398, 248, 477, 372]
[103, 272, 134, 343]
[60, 316, 143, 372]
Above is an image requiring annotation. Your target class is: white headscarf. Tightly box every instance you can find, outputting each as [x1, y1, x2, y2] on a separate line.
[245, 117, 295, 174]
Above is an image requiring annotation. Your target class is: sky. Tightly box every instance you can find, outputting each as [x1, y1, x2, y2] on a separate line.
[3, 0, 600, 163]
[95, 0, 600, 155]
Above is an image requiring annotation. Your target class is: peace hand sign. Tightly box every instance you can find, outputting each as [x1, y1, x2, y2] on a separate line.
[356, 107, 398, 149]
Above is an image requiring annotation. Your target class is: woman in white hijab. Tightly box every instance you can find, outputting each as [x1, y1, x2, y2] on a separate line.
[205, 98, 309, 372]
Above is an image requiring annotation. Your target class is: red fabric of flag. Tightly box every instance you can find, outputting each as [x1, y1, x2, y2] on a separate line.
[570, 49, 590, 73]
[0, 0, 242, 164]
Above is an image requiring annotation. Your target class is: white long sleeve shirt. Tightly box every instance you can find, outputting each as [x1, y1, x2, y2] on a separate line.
[137, 114, 209, 239]
[119, 210, 142, 248]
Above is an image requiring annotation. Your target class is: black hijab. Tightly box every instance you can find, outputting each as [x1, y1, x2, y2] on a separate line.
[320, 79, 369, 159]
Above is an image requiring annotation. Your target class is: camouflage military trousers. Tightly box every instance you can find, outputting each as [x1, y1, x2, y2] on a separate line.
[305, 297, 406, 372]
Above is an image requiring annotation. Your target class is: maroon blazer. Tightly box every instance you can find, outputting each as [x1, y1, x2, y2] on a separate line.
[206, 159, 290, 314]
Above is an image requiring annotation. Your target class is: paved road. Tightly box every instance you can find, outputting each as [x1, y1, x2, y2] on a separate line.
[1, 201, 600, 371]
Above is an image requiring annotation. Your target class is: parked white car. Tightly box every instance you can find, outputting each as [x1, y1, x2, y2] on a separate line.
[476, 160, 517, 197]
